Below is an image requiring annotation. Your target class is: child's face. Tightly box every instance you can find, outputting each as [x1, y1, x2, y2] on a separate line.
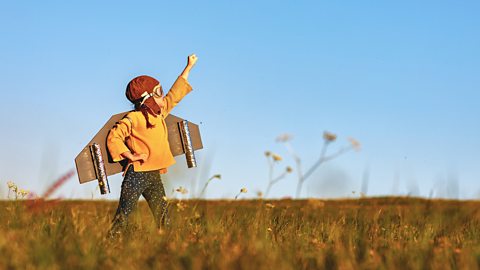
[152, 84, 165, 108]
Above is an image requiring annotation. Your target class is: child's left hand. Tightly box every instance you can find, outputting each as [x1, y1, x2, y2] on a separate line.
[132, 153, 148, 164]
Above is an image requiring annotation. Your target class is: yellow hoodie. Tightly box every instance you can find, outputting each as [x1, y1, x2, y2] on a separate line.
[107, 76, 193, 173]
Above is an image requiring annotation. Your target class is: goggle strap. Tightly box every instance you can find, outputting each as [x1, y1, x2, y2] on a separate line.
[139, 91, 154, 106]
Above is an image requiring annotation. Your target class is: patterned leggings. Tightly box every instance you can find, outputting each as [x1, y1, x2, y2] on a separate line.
[110, 166, 168, 233]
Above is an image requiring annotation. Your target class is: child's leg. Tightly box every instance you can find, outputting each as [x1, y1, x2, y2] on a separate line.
[142, 172, 169, 228]
[110, 166, 147, 234]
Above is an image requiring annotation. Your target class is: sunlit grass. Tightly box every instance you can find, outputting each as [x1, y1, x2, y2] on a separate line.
[1, 197, 479, 269]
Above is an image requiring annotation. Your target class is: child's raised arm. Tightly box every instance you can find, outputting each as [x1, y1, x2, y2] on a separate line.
[161, 54, 198, 116]
[180, 54, 198, 81]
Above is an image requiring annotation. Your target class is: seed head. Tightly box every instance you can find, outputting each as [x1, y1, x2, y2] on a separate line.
[18, 189, 29, 198]
[272, 154, 282, 162]
[7, 181, 16, 190]
[265, 203, 275, 209]
[264, 151, 271, 157]
[348, 137, 361, 151]
[175, 186, 188, 195]
[176, 202, 187, 211]
[212, 174, 222, 180]
[286, 166, 293, 173]
[323, 131, 337, 142]
[276, 133, 293, 143]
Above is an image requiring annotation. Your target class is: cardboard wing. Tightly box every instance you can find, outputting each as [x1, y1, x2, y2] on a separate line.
[75, 112, 203, 184]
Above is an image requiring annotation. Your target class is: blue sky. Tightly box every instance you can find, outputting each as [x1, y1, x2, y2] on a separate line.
[0, 1, 479, 200]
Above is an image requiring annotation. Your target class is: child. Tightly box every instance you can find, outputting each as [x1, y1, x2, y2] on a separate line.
[107, 54, 198, 234]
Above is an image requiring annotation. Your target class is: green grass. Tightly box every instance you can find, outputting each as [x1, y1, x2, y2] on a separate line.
[1, 197, 479, 269]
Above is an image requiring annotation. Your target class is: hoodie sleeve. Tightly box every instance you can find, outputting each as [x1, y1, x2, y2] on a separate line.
[163, 76, 193, 116]
[107, 116, 133, 162]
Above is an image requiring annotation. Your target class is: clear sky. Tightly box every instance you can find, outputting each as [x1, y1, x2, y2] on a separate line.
[1, 0, 479, 200]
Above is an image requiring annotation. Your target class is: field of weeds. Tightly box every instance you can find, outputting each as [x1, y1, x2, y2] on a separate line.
[1, 197, 480, 269]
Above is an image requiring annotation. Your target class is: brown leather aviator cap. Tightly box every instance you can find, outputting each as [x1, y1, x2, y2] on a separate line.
[125, 75, 161, 114]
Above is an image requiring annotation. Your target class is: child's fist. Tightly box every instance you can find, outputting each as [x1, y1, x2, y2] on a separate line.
[187, 54, 198, 67]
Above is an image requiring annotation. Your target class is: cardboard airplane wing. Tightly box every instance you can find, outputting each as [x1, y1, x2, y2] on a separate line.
[75, 111, 203, 184]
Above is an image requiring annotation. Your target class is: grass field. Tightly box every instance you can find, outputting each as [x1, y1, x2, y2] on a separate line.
[1, 197, 479, 269]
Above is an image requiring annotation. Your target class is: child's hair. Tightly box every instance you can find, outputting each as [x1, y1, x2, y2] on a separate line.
[135, 103, 155, 129]
[125, 75, 162, 129]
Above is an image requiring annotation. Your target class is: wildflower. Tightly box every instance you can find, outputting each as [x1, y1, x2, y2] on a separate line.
[200, 174, 222, 198]
[286, 166, 293, 173]
[348, 137, 361, 151]
[264, 151, 271, 157]
[265, 203, 275, 209]
[7, 181, 16, 189]
[276, 133, 293, 142]
[323, 131, 337, 142]
[8, 181, 18, 192]
[175, 186, 188, 195]
[176, 202, 187, 211]
[272, 154, 282, 162]
[18, 189, 29, 198]
[267, 227, 273, 232]
[235, 187, 248, 200]
[307, 199, 325, 209]
[162, 196, 169, 202]
[7, 181, 18, 200]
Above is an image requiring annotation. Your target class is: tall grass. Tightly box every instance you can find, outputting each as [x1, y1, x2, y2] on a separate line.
[1, 197, 479, 269]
